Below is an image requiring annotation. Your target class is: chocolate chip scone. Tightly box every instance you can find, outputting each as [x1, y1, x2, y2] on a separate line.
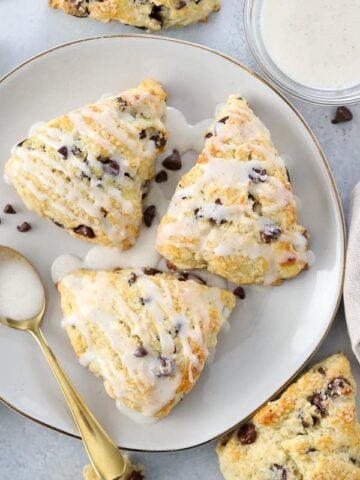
[217, 353, 360, 480]
[49, 0, 220, 31]
[5, 79, 167, 249]
[156, 95, 309, 285]
[58, 267, 235, 420]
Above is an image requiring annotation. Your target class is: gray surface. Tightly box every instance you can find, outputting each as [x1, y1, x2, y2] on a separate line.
[0, 1, 359, 479]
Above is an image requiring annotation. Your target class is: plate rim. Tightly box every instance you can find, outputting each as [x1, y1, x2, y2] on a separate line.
[0, 33, 346, 452]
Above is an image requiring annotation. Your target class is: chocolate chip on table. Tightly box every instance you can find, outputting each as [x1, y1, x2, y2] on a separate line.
[153, 357, 174, 377]
[233, 286, 246, 299]
[134, 346, 148, 358]
[271, 464, 287, 480]
[162, 150, 182, 170]
[155, 170, 168, 183]
[175, 0, 186, 8]
[331, 106, 353, 124]
[128, 272, 137, 286]
[57, 146, 68, 159]
[73, 225, 95, 238]
[326, 376, 352, 397]
[237, 423, 257, 445]
[117, 96, 128, 111]
[128, 470, 144, 480]
[309, 392, 327, 416]
[143, 205, 156, 227]
[261, 224, 282, 243]
[3, 204, 16, 214]
[150, 132, 166, 149]
[249, 167, 268, 183]
[17, 222, 31, 232]
[143, 267, 161, 275]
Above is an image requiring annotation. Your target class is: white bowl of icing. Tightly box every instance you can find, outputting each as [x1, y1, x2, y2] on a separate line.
[244, 0, 360, 104]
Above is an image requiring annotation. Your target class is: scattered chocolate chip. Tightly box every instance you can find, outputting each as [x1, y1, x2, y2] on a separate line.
[326, 376, 352, 397]
[149, 4, 163, 24]
[143, 267, 161, 276]
[3, 204, 16, 214]
[128, 272, 137, 286]
[205, 132, 213, 139]
[143, 205, 156, 227]
[117, 97, 128, 111]
[139, 129, 147, 139]
[73, 225, 95, 238]
[52, 219, 64, 228]
[153, 357, 174, 377]
[176, 0, 186, 8]
[309, 393, 327, 416]
[261, 224, 282, 243]
[134, 346, 148, 358]
[237, 423, 257, 445]
[271, 464, 287, 480]
[215, 198, 222, 205]
[249, 167, 268, 183]
[233, 286, 246, 299]
[331, 106, 353, 124]
[17, 222, 31, 232]
[150, 132, 166, 149]
[139, 297, 151, 306]
[155, 170, 168, 183]
[162, 149, 182, 170]
[218, 116, 229, 124]
[57, 146, 68, 159]
[317, 367, 326, 376]
[17, 138, 28, 147]
[128, 471, 144, 480]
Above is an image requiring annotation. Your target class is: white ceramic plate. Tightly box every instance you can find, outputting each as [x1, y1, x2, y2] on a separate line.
[0, 36, 344, 451]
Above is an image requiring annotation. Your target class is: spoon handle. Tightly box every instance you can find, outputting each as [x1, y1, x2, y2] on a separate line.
[30, 326, 130, 480]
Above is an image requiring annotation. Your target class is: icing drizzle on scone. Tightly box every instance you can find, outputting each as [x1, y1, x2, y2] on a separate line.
[156, 95, 311, 285]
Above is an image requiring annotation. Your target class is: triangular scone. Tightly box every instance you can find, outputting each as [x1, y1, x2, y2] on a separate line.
[58, 268, 235, 420]
[156, 95, 309, 285]
[49, 0, 220, 31]
[217, 354, 360, 480]
[5, 79, 167, 249]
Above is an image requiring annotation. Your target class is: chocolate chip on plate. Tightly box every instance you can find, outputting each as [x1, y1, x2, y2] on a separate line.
[73, 225, 95, 238]
[162, 150, 182, 170]
[17, 221, 31, 232]
[233, 286, 246, 299]
[331, 106, 353, 124]
[155, 170, 168, 183]
[143, 205, 156, 227]
[134, 346, 148, 358]
[57, 146, 68, 159]
[3, 204, 16, 214]
[237, 423, 257, 445]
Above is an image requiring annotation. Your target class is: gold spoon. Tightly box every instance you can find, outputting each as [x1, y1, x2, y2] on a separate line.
[0, 246, 132, 480]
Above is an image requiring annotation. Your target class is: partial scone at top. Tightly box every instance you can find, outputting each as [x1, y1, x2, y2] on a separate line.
[156, 95, 309, 285]
[5, 79, 167, 249]
[49, 0, 220, 31]
[58, 267, 235, 420]
[217, 353, 360, 480]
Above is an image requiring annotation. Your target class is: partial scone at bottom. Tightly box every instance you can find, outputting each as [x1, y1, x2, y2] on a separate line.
[217, 353, 360, 480]
[5, 79, 167, 249]
[58, 268, 235, 420]
[156, 94, 309, 285]
[49, 0, 220, 31]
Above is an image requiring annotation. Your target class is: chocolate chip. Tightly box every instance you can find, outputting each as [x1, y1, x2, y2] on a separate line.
[139, 297, 151, 306]
[150, 132, 166, 149]
[17, 138, 28, 147]
[100, 207, 108, 218]
[177, 272, 189, 281]
[162, 149, 182, 170]
[153, 357, 174, 377]
[285, 167, 291, 183]
[205, 132, 213, 139]
[307, 447, 317, 453]
[166, 260, 178, 271]
[309, 393, 327, 416]
[176, 0, 186, 8]
[139, 129, 147, 139]
[155, 170, 168, 183]
[237, 423, 257, 445]
[249, 167, 268, 183]
[134, 346, 148, 358]
[143, 267, 161, 275]
[97, 156, 120, 176]
[218, 116, 229, 124]
[71, 145, 82, 157]
[128, 272, 137, 286]
[215, 198, 222, 205]
[124, 172, 133, 180]
[17, 222, 31, 232]
[143, 205, 156, 227]
[233, 286, 246, 299]
[332, 106, 353, 124]
[188, 273, 207, 285]
[117, 97, 128, 111]
[194, 207, 203, 219]
[3, 204, 16, 214]
[73, 225, 95, 238]
[271, 464, 287, 480]
[128, 471, 144, 480]
[317, 366, 326, 376]
[149, 4, 163, 24]
[70, 0, 89, 17]
[52, 219, 64, 228]
[261, 224, 282, 243]
[57, 146, 68, 159]
[326, 376, 352, 397]
[350, 458, 358, 465]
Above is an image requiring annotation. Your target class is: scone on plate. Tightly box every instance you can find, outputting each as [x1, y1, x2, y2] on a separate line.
[217, 353, 360, 480]
[156, 95, 309, 285]
[5, 79, 167, 249]
[49, 0, 220, 31]
[58, 267, 235, 420]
